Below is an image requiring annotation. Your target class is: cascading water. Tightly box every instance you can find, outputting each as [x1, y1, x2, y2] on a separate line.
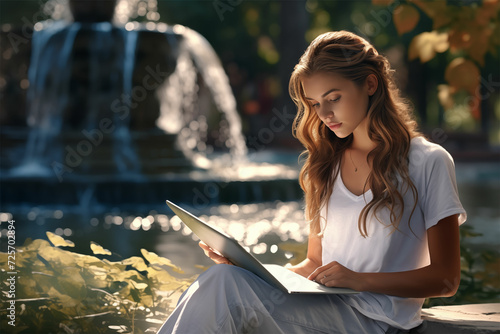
[157, 25, 248, 169]
[12, 0, 248, 178]
[15, 21, 79, 177]
[1, 0, 301, 209]
[13, 20, 144, 177]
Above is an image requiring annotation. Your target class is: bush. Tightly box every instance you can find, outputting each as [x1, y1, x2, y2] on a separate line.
[0, 232, 196, 334]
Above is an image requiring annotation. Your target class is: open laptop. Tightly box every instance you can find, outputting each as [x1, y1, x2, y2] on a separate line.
[166, 200, 358, 295]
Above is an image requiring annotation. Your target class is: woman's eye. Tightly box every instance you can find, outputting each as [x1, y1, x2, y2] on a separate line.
[311, 103, 320, 108]
[331, 97, 341, 102]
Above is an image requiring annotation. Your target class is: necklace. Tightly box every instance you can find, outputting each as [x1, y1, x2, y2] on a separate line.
[349, 149, 358, 172]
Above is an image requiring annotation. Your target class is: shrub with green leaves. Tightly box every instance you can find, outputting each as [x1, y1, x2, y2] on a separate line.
[0, 232, 196, 334]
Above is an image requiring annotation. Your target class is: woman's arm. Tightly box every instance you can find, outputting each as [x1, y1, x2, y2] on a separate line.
[308, 214, 461, 298]
[286, 231, 322, 278]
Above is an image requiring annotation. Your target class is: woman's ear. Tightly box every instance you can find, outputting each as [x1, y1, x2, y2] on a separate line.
[366, 74, 378, 96]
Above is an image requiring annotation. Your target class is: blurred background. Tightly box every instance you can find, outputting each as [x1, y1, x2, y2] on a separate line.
[0, 0, 499, 330]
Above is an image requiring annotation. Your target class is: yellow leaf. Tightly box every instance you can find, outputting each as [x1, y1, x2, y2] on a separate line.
[38, 244, 76, 267]
[408, 33, 435, 62]
[90, 242, 112, 256]
[141, 249, 184, 273]
[130, 280, 149, 290]
[444, 58, 480, 95]
[194, 264, 211, 271]
[393, 4, 420, 35]
[46, 232, 75, 247]
[22, 239, 51, 253]
[438, 84, 455, 110]
[88, 265, 108, 278]
[408, 31, 449, 63]
[145, 318, 165, 324]
[73, 252, 103, 267]
[121, 256, 148, 272]
[137, 292, 154, 307]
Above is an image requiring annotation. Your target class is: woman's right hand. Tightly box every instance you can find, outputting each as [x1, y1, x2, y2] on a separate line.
[199, 241, 233, 265]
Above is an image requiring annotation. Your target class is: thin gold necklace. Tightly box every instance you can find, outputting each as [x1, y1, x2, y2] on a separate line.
[349, 149, 358, 172]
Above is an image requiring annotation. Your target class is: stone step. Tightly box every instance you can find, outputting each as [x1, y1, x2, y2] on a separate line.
[418, 303, 500, 334]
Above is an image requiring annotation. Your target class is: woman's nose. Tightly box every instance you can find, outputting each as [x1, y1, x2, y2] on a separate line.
[317, 104, 333, 120]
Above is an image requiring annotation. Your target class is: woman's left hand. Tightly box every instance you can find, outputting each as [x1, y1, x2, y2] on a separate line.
[307, 261, 364, 291]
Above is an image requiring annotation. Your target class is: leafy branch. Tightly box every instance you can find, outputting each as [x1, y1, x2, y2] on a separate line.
[374, 0, 500, 121]
[0, 232, 196, 334]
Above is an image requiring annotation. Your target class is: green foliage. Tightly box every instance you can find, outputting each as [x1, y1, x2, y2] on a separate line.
[455, 225, 500, 304]
[0, 233, 196, 334]
[425, 225, 500, 307]
[1, 226, 497, 333]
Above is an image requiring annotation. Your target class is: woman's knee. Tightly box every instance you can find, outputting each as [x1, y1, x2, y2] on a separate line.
[201, 264, 247, 282]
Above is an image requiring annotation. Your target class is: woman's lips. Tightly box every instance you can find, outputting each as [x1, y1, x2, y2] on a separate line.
[327, 122, 342, 130]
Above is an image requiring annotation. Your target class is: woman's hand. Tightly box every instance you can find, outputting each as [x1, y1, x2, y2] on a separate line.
[199, 241, 233, 265]
[308, 261, 363, 291]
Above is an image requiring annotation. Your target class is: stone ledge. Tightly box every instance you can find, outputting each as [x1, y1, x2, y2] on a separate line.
[418, 303, 500, 334]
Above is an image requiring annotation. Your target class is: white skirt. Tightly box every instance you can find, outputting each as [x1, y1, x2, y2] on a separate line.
[158, 264, 393, 334]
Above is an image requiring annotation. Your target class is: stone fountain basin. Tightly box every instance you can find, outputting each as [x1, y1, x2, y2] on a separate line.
[0, 166, 301, 206]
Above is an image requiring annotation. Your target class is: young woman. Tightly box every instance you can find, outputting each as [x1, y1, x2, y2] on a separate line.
[158, 31, 466, 334]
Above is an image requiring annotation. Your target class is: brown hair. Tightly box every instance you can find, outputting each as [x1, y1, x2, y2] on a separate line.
[289, 31, 420, 236]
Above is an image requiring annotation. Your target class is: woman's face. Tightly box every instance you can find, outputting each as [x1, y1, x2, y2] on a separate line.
[301, 72, 374, 139]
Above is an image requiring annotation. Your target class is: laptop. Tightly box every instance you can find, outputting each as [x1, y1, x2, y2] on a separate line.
[166, 200, 358, 295]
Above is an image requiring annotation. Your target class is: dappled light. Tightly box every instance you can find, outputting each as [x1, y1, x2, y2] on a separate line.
[0, 0, 498, 332]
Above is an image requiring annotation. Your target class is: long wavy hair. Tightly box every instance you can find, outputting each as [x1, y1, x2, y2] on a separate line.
[289, 31, 420, 237]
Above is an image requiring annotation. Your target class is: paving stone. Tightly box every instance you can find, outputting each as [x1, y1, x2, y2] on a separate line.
[418, 303, 500, 334]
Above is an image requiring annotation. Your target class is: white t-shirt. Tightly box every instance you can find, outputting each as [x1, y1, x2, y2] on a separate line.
[320, 136, 466, 330]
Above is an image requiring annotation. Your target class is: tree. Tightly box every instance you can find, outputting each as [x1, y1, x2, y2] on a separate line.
[374, 0, 500, 133]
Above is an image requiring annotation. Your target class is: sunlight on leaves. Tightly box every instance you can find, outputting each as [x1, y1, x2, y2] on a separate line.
[0, 226, 497, 332]
[393, 4, 420, 36]
[376, 0, 499, 123]
[130, 280, 149, 290]
[141, 249, 184, 273]
[121, 256, 149, 272]
[108, 325, 130, 333]
[38, 243, 76, 267]
[90, 241, 112, 256]
[445, 57, 480, 95]
[408, 31, 449, 63]
[46, 231, 75, 247]
[0, 233, 195, 332]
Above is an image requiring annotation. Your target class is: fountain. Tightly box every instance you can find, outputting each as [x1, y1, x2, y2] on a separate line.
[0, 0, 302, 208]
[0, 4, 498, 332]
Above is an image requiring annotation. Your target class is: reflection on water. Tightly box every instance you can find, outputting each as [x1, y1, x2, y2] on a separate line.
[0, 201, 309, 277]
[0, 162, 498, 278]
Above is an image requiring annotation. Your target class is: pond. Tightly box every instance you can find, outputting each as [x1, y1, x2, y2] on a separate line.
[1, 158, 499, 305]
